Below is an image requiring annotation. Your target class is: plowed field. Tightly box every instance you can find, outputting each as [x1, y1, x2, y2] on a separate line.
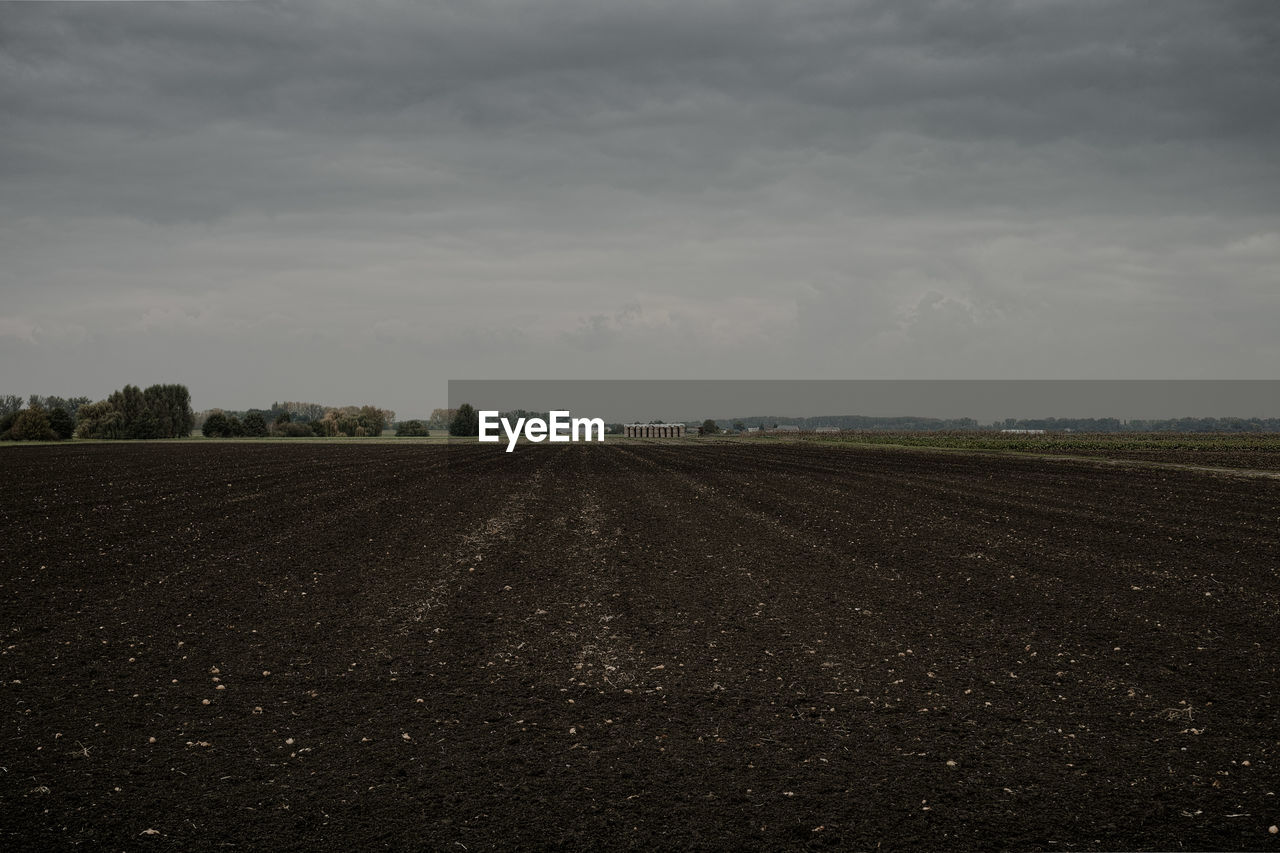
[2, 443, 1278, 850]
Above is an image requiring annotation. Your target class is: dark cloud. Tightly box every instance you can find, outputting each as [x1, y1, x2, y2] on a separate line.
[1, 0, 1277, 412]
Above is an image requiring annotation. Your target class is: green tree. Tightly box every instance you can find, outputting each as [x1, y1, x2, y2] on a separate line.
[75, 400, 126, 439]
[243, 412, 268, 437]
[275, 421, 314, 437]
[202, 412, 231, 437]
[356, 405, 387, 437]
[48, 407, 75, 440]
[129, 403, 163, 439]
[10, 406, 56, 441]
[396, 419, 430, 436]
[27, 396, 90, 418]
[449, 403, 479, 437]
[700, 419, 719, 436]
[155, 384, 194, 437]
[109, 385, 146, 431]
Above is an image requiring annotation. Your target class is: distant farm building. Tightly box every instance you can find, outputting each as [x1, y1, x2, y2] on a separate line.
[814, 426, 840, 433]
[625, 423, 687, 438]
[1000, 429, 1046, 434]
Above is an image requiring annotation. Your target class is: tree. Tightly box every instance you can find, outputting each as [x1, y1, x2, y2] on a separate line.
[154, 384, 194, 437]
[0, 395, 23, 417]
[275, 401, 325, 423]
[78, 383, 194, 439]
[75, 399, 121, 438]
[129, 403, 163, 439]
[337, 415, 360, 437]
[27, 395, 90, 418]
[48, 407, 75, 440]
[202, 412, 231, 437]
[109, 385, 147, 431]
[732, 421, 745, 432]
[75, 400, 125, 439]
[10, 406, 56, 441]
[700, 419, 719, 436]
[243, 412, 268, 437]
[356, 405, 389, 437]
[427, 408, 457, 430]
[449, 404, 479, 437]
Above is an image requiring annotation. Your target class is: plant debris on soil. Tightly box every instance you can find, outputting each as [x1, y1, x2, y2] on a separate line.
[1, 442, 1278, 850]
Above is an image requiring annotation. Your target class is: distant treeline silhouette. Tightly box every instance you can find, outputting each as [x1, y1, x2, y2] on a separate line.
[198, 402, 395, 437]
[2, 385, 193, 441]
[717, 415, 1280, 432]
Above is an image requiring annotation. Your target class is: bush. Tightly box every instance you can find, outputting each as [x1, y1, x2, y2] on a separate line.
[273, 421, 314, 437]
[396, 419, 430, 436]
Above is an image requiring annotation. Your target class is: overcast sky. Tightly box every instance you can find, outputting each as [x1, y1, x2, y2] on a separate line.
[2, 0, 1277, 416]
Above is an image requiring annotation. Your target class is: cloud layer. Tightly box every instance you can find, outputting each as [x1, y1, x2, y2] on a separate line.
[2, 0, 1277, 413]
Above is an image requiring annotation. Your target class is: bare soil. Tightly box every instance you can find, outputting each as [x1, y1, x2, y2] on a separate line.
[2, 443, 1278, 850]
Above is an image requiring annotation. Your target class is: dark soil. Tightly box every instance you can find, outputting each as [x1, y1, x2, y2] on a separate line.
[2, 442, 1278, 851]
[1015, 447, 1280, 471]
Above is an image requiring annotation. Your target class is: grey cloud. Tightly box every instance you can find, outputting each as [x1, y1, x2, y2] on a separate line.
[6, 0, 1278, 220]
[1, 0, 1277, 413]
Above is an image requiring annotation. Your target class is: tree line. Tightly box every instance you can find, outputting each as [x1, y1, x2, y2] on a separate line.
[199, 403, 396, 437]
[708, 415, 1280, 433]
[992, 416, 1280, 433]
[1, 386, 192, 441]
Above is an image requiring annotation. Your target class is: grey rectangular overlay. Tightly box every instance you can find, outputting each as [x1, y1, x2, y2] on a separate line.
[448, 380, 1280, 425]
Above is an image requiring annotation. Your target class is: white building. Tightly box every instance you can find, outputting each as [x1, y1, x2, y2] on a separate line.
[625, 423, 686, 437]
